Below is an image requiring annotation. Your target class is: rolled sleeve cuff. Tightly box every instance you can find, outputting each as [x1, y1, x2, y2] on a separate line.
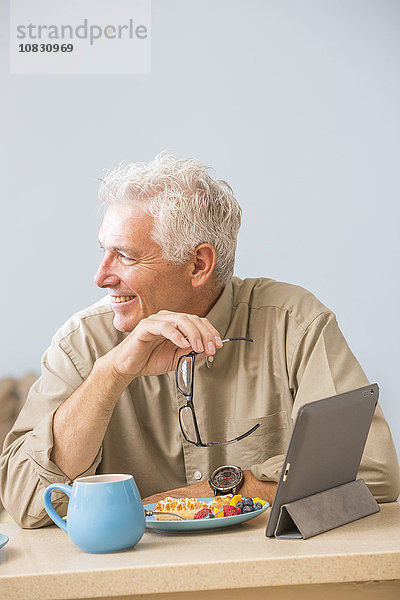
[250, 454, 285, 483]
[24, 407, 103, 522]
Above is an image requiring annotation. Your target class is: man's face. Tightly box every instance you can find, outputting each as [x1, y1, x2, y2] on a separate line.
[94, 203, 193, 332]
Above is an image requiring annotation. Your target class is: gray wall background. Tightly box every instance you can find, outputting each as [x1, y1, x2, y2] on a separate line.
[1, 0, 399, 457]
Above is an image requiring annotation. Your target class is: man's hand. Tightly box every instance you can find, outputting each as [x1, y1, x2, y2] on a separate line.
[104, 310, 223, 384]
[142, 471, 278, 506]
[51, 310, 222, 483]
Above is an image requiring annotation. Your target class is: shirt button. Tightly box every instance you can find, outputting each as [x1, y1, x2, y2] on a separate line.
[194, 470, 202, 480]
[207, 356, 214, 363]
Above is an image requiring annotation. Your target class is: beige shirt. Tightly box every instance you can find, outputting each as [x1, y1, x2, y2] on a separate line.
[1, 277, 399, 528]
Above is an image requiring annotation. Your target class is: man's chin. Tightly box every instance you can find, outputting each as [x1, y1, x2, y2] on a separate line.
[112, 314, 137, 333]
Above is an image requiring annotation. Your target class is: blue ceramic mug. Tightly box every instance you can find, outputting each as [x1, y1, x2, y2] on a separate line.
[43, 474, 145, 553]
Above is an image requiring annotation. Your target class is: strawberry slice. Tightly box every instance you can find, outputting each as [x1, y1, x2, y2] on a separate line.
[194, 508, 212, 519]
[223, 505, 240, 517]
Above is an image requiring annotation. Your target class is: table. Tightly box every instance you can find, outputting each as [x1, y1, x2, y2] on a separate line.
[0, 503, 399, 600]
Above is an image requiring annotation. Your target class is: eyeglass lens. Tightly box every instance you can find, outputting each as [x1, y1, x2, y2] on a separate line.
[177, 355, 193, 394]
[179, 406, 196, 441]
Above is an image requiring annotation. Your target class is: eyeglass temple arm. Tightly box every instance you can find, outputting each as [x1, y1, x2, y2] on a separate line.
[221, 337, 254, 343]
[228, 422, 260, 442]
[201, 423, 261, 447]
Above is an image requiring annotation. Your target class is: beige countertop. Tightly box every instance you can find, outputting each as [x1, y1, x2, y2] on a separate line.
[0, 503, 400, 600]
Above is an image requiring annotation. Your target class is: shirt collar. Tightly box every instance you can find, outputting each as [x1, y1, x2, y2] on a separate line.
[205, 278, 233, 341]
[198, 280, 233, 370]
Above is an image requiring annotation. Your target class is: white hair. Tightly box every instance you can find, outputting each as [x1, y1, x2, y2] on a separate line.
[98, 152, 242, 286]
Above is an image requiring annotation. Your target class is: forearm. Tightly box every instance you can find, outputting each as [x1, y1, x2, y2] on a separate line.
[50, 354, 131, 480]
[51, 310, 220, 481]
[142, 470, 277, 505]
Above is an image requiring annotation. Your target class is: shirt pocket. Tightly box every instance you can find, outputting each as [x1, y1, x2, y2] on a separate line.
[223, 411, 290, 471]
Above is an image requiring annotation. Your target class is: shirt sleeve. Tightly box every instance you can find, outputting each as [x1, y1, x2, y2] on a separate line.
[0, 337, 103, 528]
[251, 311, 400, 502]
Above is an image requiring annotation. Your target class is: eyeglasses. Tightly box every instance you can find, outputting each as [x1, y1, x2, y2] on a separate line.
[176, 337, 260, 447]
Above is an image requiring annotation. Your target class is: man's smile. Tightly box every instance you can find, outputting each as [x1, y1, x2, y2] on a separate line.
[110, 295, 137, 304]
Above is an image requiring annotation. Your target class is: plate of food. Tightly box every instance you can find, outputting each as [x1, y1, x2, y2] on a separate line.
[144, 494, 269, 531]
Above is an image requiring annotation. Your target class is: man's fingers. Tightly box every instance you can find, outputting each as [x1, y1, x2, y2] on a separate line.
[136, 319, 191, 349]
[174, 315, 206, 353]
[120, 311, 225, 379]
[176, 314, 219, 354]
[198, 316, 224, 348]
[184, 314, 223, 354]
[142, 312, 223, 355]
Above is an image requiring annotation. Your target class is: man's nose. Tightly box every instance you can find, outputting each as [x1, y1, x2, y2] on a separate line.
[94, 256, 120, 289]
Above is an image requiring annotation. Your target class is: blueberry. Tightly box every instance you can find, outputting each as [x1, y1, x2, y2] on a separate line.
[205, 512, 215, 518]
[242, 505, 254, 513]
[253, 502, 263, 511]
[236, 500, 244, 510]
[244, 497, 254, 506]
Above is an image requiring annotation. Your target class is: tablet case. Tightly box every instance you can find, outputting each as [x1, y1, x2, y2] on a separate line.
[274, 479, 380, 539]
[266, 384, 379, 538]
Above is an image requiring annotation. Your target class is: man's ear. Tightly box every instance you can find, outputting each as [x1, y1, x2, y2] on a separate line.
[189, 244, 217, 288]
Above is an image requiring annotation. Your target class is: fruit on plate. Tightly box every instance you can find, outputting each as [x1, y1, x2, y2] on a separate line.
[194, 508, 213, 519]
[230, 494, 242, 506]
[223, 505, 240, 517]
[153, 495, 266, 521]
[252, 497, 264, 505]
[193, 508, 211, 519]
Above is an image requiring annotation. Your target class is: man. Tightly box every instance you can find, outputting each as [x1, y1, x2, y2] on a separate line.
[1, 154, 399, 528]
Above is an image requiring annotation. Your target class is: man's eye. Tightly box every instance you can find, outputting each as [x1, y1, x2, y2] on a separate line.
[120, 256, 136, 265]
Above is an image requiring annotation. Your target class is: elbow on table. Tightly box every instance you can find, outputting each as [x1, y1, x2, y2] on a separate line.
[378, 479, 400, 504]
[4, 503, 58, 529]
[365, 467, 400, 503]
[359, 447, 400, 503]
[0, 481, 65, 529]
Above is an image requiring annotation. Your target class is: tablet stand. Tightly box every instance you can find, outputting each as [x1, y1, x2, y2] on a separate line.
[274, 479, 380, 540]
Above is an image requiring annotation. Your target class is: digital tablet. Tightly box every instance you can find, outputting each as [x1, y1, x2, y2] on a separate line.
[265, 383, 378, 537]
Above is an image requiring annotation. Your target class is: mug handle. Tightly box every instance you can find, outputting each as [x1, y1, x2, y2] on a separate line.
[43, 483, 72, 533]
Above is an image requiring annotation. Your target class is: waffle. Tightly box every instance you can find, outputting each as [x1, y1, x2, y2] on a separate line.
[208, 494, 233, 512]
[155, 497, 209, 520]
